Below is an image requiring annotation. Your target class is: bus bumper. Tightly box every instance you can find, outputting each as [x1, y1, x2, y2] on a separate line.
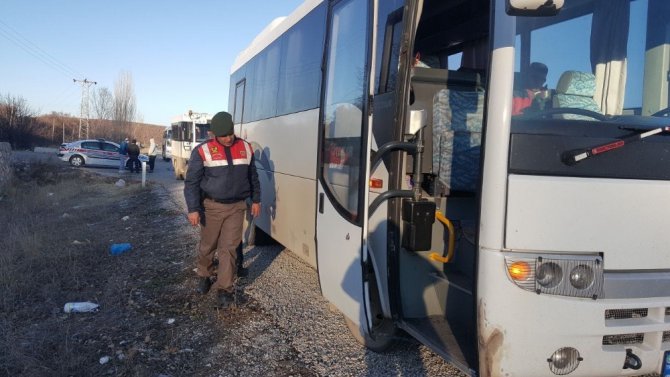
[477, 247, 670, 377]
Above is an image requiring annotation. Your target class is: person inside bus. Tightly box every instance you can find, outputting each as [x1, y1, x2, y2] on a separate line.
[410, 51, 441, 105]
[184, 111, 260, 308]
[512, 62, 551, 115]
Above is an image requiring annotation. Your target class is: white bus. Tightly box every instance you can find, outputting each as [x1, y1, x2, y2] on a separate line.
[229, 0, 670, 375]
[162, 127, 172, 161]
[170, 111, 211, 179]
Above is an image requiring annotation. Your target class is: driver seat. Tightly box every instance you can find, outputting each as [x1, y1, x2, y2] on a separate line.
[552, 71, 601, 119]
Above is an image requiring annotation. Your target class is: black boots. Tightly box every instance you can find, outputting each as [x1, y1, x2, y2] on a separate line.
[236, 242, 248, 277]
[196, 277, 212, 295]
[237, 265, 248, 278]
[217, 290, 235, 308]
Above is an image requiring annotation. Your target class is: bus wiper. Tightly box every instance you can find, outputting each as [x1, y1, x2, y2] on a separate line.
[561, 126, 670, 166]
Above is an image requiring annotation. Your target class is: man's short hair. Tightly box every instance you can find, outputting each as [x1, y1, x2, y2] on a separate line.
[529, 62, 548, 77]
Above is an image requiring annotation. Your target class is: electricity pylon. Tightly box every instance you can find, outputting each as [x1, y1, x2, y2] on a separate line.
[73, 78, 97, 139]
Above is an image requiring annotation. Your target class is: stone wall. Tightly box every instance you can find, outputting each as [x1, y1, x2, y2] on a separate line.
[0, 142, 12, 195]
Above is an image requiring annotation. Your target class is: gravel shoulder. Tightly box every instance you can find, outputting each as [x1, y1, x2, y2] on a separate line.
[5, 153, 660, 377]
[2, 154, 466, 376]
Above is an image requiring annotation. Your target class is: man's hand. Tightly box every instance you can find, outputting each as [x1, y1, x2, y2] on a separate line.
[251, 203, 261, 218]
[187, 212, 200, 226]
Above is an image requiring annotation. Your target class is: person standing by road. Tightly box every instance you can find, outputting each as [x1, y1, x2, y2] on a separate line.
[127, 139, 141, 173]
[118, 137, 129, 173]
[147, 138, 158, 173]
[184, 111, 261, 308]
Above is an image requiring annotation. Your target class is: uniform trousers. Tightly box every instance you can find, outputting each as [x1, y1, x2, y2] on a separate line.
[197, 199, 246, 293]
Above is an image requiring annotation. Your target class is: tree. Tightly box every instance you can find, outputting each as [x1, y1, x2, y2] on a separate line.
[91, 87, 113, 120]
[113, 70, 136, 124]
[0, 93, 36, 148]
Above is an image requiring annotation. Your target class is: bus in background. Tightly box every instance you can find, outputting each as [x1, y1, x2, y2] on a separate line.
[230, 0, 670, 375]
[162, 127, 172, 161]
[170, 111, 211, 180]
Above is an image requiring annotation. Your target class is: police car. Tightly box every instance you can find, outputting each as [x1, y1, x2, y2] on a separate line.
[58, 139, 149, 168]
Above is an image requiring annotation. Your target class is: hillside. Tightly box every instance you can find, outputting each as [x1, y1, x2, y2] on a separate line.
[36, 114, 166, 147]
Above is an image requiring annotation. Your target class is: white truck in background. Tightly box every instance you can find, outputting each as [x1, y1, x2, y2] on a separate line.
[161, 128, 172, 161]
[169, 111, 211, 180]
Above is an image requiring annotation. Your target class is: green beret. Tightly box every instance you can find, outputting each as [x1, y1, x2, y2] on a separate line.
[210, 111, 234, 137]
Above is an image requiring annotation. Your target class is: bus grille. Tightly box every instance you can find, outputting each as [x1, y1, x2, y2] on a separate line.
[604, 308, 647, 320]
[602, 333, 644, 346]
[663, 331, 670, 343]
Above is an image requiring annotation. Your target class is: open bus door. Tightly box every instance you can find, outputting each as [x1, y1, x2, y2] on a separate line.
[316, 0, 377, 344]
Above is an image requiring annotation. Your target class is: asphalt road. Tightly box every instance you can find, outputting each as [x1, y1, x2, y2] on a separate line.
[13, 149, 188, 208]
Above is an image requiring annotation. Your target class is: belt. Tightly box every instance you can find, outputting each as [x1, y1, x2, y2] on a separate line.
[206, 196, 243, 204]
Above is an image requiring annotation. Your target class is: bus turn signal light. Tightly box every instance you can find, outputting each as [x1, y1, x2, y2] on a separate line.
[508, 261, 531, 281]
[369, 178, 383, 188]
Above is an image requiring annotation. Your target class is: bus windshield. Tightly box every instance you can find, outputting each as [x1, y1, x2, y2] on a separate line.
[195, 124, 210, 142]
[514, 0, 667, 118]
[510, 0, 670, 180]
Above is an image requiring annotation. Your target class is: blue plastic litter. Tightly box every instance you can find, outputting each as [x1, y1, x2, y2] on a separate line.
[109, 243, 132, 255]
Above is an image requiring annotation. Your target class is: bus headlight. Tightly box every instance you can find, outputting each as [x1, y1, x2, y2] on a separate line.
[569, 265, 594, 289]
[547, 347, 582, 375]
[536, 262, 562, 288]
[505, 253, 603, 299]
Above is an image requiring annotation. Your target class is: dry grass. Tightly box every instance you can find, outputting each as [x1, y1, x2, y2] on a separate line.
[0, 160, 314, 377]
[0, 163, 148, 376]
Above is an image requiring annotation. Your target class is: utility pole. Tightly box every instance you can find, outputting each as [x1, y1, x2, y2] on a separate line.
[73, 78, 97, 139]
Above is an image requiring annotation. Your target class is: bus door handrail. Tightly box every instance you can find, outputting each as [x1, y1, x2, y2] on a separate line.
[429, 211, 455, 264]
[368, 140, 417, 218]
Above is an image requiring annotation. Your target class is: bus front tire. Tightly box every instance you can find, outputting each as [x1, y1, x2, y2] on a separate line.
[344, 315, 396, 353]
[345, 263, 397, 352]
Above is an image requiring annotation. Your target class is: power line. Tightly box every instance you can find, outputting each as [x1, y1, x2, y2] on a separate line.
[40, 85, 80, 116]
[42, 85, 81, 115]
[0, 18, 80, 78]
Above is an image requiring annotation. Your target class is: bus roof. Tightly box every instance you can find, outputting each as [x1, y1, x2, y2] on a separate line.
[170, 112, 212, 124]
[230, 0, 323, 74]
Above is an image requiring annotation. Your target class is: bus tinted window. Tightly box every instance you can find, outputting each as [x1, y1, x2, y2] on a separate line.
[242, 59, 256, 123]
[277, 4, 326, 116]
[375, 0, 404, 94]
[231, 4, 326, 124]
[233, 80, 246, 124]
[321, 0, 368, 219]
[249, 41, 281, 121]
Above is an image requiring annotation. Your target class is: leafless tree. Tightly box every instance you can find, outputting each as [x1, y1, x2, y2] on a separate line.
[113, 70, 137, 124]
[0, 93, 37, 148]
[91, 87, 113, 120]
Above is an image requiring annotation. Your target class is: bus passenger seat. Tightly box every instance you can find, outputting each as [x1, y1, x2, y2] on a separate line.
[552, 70, 601, 119]
[432, 87, 484, 194]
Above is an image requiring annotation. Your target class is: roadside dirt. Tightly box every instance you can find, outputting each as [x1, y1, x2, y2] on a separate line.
[6, 158, 658, 377]
[1, 162, 314, 377]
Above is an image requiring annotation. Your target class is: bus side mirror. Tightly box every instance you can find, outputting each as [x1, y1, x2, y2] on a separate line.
[506, 0, 564, 17]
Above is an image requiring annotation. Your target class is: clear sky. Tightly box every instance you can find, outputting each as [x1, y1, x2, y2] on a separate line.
[1, 0, 304, 126]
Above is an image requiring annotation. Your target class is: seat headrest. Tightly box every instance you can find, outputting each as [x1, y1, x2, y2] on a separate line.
[556, 71, 596, 97]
